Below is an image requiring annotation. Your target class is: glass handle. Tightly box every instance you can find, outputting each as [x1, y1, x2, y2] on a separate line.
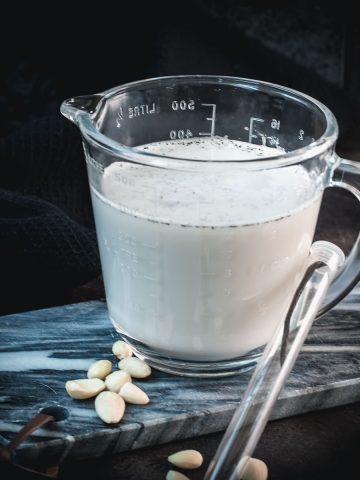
[319, 158, 360, 316]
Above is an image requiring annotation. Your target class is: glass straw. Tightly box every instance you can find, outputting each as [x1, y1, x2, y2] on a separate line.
[205, 241, 345, 480]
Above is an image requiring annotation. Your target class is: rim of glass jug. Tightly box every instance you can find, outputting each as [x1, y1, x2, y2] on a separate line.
[77, 75, 339, 170]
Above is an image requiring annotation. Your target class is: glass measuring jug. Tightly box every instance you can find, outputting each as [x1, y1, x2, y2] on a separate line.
[61, 76, 360, 377]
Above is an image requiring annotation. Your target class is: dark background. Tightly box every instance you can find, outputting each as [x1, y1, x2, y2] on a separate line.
[1, 1, 359, 135]
[1, 1, 360, 479]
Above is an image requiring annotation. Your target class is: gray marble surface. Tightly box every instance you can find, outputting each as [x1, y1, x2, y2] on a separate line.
[0, 286, 359, 466]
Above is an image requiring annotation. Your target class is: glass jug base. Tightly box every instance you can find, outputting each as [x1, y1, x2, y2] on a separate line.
[112, 320, 261, 377]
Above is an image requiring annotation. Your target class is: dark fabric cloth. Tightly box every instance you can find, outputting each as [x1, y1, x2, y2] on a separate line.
[0, 116, 100, 314]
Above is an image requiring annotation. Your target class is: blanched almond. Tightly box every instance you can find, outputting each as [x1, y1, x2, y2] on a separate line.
[166, 471, 190, 480]
[242, 458, 268, 480]
[118, 357, 151, 378]
[168, 449, 203, 469]
[95, 391, 125, 424]
[119, 382, 149, 405]
[87, 359, 112, 379]
[65, 378, 105, 399]
[112, 340, 133, 359]
[105, 370, 132, 392]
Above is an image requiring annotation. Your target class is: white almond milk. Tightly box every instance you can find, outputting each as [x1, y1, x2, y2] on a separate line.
[90, 137, 322, 361]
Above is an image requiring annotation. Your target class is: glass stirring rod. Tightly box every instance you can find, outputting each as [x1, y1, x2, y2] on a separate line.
[205, 241, 345, 480]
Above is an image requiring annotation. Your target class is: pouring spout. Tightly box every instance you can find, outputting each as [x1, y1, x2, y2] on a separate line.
[60, 94, 103, 124]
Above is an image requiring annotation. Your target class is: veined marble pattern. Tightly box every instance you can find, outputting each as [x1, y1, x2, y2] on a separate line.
[0, 288, 359, 465]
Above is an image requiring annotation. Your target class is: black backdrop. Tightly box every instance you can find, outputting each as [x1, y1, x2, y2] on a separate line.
[1, 0, 358, 135]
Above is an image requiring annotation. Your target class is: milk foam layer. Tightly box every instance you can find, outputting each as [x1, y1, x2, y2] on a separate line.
[101, 137, 319, 227]
[138, 136, 281, 160]
[91, 137, 323, 361]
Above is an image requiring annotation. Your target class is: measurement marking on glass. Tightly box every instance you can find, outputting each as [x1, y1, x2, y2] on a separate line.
[128, 103, 156, 118]
[116, 107, 124, 128]
[171, 99, 195, 111]
[202, 271, 218, 277]
[142, 242, 159, 249]
[199, 103, 216, 136]
[169, 129, 193, 140]
[143, 274, 156, 281]
[244, 117, 264, 143]
[86, 156, 104, 173]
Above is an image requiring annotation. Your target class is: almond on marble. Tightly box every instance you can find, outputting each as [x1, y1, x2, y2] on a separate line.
[112, 340, 133, 359]
[119, 382, 149, 405]
[95, 391, 126, 424]
[87, 359, 112, 380]
[65, 378, 105, 399]
[105, 370, 131, 393]
[118, 357, 151, 378]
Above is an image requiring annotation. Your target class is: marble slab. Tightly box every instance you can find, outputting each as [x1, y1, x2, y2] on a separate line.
[0, 286, 360, 466]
